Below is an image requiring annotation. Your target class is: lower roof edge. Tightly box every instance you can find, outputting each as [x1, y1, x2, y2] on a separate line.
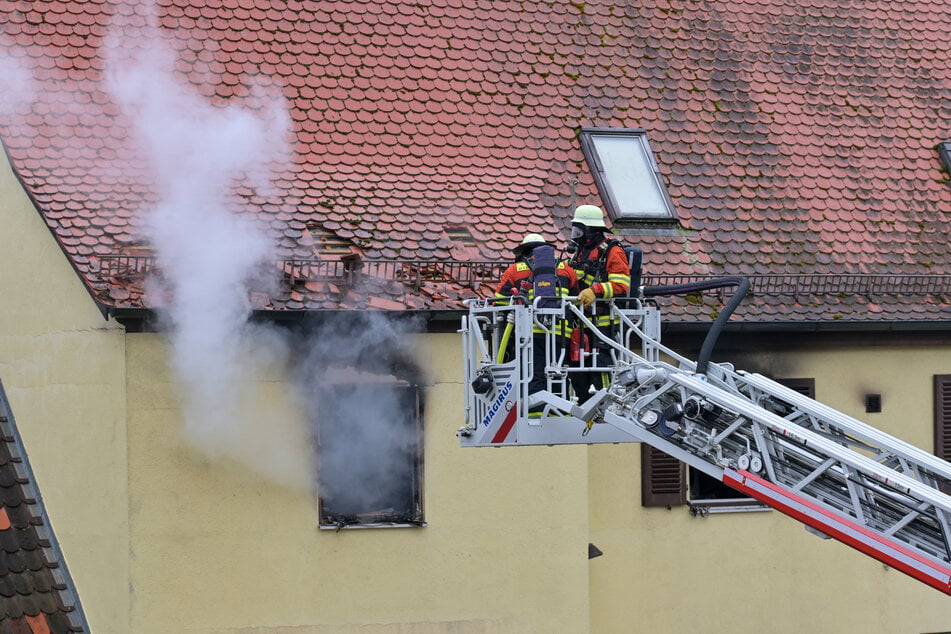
[109, 306, 951, 337]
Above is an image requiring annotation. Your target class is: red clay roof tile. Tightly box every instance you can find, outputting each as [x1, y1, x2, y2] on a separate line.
[1, 0, 950, 322]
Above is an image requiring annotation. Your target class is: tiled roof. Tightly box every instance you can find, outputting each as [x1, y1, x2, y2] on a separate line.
[0, 381, 87, 633]
[0, 0, 949, 323]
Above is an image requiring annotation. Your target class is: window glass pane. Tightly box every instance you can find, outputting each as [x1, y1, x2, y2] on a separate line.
[938, 142, 951, 175]
[590, 133, 670, 218]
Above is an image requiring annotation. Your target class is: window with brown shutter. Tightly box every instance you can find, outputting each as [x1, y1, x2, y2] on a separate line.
[936, 375, 951, 460]
[641, 377, 815, 511]
[641, 444, 685, 507]
[934, 375, 951, 494]
[778, 378, 816, 400]
[687, 378, 813, 513]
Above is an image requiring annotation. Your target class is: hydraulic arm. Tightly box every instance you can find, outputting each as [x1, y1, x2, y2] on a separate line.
[458, 294, 951, 595]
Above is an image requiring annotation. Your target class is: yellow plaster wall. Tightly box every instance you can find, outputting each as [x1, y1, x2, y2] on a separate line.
[7, 143, 951, 633]
[125, 331, 591, 633]
[0, 155, 129, 631]
[589, 344, 951, 634]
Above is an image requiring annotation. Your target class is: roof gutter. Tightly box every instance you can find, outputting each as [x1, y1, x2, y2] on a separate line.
[107, 306, 469, 333]
[662, 318, 951, 334]
[109, 304, 951, 337]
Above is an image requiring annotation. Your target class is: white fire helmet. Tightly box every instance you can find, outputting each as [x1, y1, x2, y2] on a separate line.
[571, 204, 607, 228]
[514, 232, 547, 255]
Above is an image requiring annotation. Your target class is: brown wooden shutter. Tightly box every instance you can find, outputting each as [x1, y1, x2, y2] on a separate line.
[935, 375, 951, 461]
[935, 375, 951, 495]
[641, 444, 685, 507]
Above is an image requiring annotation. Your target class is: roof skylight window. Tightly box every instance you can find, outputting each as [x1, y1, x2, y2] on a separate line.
[938, 141, 951, 176]
[579, 127, 678, 224]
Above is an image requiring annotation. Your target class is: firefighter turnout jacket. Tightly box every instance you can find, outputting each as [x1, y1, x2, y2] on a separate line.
[569, 239, 631, 328]
[495, 253, 578, 335]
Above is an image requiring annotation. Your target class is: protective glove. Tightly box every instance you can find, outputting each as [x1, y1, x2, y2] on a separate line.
[577, 288, 597, 306]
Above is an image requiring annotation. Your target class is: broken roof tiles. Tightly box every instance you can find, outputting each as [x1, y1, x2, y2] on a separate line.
[0, 0, 950, 322]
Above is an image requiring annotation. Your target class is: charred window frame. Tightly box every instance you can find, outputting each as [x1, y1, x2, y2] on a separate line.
[315, 380, 425, 530]
[579, 127, 679, 226]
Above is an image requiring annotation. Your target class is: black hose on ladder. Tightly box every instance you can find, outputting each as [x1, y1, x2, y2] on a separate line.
[642, 276, 751, 376]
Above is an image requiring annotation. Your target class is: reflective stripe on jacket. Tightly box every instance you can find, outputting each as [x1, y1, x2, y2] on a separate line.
[495, 260, 578, 335]
[570, 240, 632, 328]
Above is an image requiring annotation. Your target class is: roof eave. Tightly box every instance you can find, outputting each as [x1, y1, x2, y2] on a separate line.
[110, 305, 951, 337]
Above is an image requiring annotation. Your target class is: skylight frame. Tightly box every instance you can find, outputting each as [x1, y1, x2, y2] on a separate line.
[938, 141, 951, 176]
[579, 127, 679, 225]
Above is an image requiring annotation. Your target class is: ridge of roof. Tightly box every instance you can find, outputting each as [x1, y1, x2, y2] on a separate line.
[0, 380, 89, 633]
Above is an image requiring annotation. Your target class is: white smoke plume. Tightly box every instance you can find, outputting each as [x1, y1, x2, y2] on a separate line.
[296, 313, 425, 523]
[0, 51, 34, 116]
[105, 28, 317, 491]
[104, 20, 427, 511]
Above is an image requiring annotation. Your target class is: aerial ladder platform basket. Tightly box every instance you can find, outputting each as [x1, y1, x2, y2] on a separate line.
[458, 281, 951, 595]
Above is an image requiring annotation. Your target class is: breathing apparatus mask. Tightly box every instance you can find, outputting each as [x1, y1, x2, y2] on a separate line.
[567, 222, 594, 253]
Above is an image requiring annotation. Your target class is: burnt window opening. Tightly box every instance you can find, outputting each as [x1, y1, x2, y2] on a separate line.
[315, 379, 425, 530]
[579, 127, 679, 227]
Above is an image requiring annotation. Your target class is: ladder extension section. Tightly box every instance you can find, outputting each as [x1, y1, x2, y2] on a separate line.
[458, 299, 951, 594]
[620, 369, 951, 595]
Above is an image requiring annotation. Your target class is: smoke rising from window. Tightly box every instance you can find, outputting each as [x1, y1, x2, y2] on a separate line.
[296, 313, 425, 523]
[101, 21, 426, 508]
[104, 27, 320, 492]
[0, 7, 428, 503]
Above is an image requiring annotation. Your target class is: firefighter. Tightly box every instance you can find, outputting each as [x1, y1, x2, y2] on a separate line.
[566, 205, 631, 401]
[495, 233, 578, 411]
[495, 233, 579, 306]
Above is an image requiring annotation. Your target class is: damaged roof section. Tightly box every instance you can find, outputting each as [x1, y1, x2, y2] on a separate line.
[0, 0, 949, 323]
[0, 381, 88, 633]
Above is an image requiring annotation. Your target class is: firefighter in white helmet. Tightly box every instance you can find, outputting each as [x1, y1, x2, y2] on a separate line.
[566, 205, 631, 400]
[495, 233, 578, 414]
[495, 233, 578, 302]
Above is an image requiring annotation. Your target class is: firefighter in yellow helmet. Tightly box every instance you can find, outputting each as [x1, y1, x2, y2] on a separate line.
[566, 205, 631, 400]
